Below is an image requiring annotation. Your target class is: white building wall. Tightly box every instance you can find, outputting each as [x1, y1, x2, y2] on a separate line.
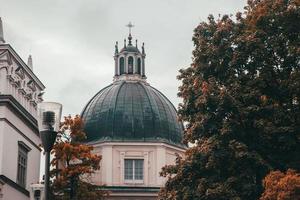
[0, 106, 41, 200]
[1, 121, 40, 190]
[1, 184, 28, 200]
[0, 44, 44, 200]
[0, 120, 4, 175]
[91, 142, 185, 187]
[0, 46, 44, 119]
[0, 106, 40, 145]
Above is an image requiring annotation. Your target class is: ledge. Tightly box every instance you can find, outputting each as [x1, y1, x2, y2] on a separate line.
[100, 185, 160, 193]
[0, 175, 29, 197]
[0, 94, 39, 134]
[90, 140, 187, 151]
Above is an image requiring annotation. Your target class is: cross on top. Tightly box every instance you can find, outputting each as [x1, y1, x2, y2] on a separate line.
[126, 22, 134, 34]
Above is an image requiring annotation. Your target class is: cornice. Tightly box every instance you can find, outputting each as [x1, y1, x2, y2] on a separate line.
[90, 141, 187, 152]
[0, 175, 30, 197]
[113, 74, 148, 83]
[0, 44, 45, 90]
[0, 95, 39, 134]
[99, 185, 160, 194]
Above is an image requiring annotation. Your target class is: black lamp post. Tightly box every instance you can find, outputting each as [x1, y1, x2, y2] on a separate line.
[37, 102, 62, 200]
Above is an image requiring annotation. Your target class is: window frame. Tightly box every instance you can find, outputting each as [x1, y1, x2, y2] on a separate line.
[34, 190, 41, 200]
[124, 159, 144, 184]
[128, 56, 134, 74]
[119, 57, 125, 75]
[16, 141, 31, 188]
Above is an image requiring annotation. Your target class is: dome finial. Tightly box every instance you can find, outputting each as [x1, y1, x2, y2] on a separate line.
[124, 39, 126, 48]
[135, 39, 138, 48]
[126, 22, 134, 35]
[0, 17, 5, 44]
[126, 22, 134, 46]
[128, 34, 132, 45]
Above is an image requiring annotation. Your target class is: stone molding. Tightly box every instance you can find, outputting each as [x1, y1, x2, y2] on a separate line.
[0, 175, 30, 197]
[0, 45, 45, 112]
[90, 141, 187, 152]
[113, 74, 147, 83]
[101, 185, 160, 194]
[0, 44, 45, 89]
[0, 95, 40, 135]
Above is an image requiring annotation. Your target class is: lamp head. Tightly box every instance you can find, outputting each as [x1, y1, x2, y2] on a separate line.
[37, 102, 62, 132]
[37, 102, 62, 151]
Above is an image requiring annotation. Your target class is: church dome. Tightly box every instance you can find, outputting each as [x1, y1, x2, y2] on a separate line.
[81, 81, 184, 146]
[81, 25, 184, 147]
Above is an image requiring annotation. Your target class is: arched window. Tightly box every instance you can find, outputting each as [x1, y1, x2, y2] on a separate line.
[120, 57, 125, 75]
[137, 58, 141, 75]
[128, 56, 133, 74]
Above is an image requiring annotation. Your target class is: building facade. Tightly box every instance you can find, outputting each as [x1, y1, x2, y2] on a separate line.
[0, 18, 45, 200]
[81, 29, 186, 199]
[0, 17, 185, 199]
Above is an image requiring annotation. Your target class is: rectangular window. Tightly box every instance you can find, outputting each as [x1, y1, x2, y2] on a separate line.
[124, 159, 144, 182]
[17, 142, 30, 188]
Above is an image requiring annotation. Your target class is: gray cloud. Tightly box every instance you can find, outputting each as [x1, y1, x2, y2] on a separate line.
[0, 0, 247, 116]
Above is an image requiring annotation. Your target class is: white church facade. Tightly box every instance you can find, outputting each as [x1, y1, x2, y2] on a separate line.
[81, 26, 186, 199]
[0, 18, 44, 200]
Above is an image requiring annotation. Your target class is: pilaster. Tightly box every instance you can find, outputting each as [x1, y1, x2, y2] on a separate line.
[102, 145, 113, 185]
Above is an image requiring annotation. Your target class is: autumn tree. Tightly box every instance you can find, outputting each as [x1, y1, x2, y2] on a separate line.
[159, 0, 300, 199]
[260, 169, 300, 200]
[50, 115, 107, 200]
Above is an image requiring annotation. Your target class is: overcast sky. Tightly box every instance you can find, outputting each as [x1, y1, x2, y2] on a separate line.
[0, 0, 246, 117]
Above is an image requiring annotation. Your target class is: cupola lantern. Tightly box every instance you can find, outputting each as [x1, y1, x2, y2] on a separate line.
[114, 22, 146, 82]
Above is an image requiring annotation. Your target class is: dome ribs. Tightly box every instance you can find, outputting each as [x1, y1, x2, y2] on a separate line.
[81, 81, 184, 147]
[111, 81, 126, 139]
[151, 86, 182, 144]
[138, 82, 160, 140]
[103, 83, 121, 138]
[93, 84, 115, 139]
[135, 82, 150, 140]
[149, 87, 170, 142]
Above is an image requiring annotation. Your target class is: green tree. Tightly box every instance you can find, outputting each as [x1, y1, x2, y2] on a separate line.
[50, 115, 107, 200]
[159, 0, 300, 199]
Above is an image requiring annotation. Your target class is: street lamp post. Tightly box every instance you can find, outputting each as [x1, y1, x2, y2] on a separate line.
[37, 102, 62, 200]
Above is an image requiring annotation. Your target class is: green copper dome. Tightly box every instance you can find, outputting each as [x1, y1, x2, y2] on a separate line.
[120, 45, 140, 53]
[81, 81, 184, 146]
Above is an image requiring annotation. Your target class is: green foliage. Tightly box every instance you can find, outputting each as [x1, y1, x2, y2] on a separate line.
[159, 0, 300, 199]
